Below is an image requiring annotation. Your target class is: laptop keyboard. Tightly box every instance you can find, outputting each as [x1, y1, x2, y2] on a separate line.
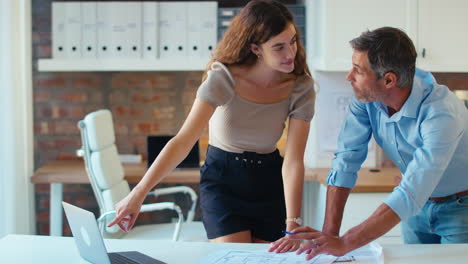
[108, 253, 139, 264]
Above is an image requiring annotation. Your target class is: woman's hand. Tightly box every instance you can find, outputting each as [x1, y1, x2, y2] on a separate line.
[107, 189, 146, 232]
[268, 236, 301, 253]
[288, 226, 347, 261]
[268, 221, 302, 253]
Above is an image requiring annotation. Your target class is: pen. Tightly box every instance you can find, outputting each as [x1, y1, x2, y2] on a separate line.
[282, 230, 297, 235]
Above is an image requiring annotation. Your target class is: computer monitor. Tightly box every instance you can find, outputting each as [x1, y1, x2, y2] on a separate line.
[147, 135, 200, 169]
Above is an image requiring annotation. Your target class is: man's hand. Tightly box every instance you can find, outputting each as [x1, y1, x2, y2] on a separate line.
[290, 204, 401, 261]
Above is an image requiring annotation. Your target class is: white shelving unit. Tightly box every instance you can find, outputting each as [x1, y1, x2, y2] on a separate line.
[37, 58, 209, 72]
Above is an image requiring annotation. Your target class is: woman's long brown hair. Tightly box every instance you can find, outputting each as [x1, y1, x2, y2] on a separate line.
[202, 0, 310, 81]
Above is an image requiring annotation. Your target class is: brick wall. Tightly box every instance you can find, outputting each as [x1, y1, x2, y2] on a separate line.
[32, 0, 468, 236]
[32, 0, 211, 235]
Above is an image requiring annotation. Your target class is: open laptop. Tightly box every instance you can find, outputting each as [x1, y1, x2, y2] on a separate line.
[62, 202, 166, 264]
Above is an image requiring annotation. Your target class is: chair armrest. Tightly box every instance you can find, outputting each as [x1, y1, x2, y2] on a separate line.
[152, 186, 197, 201]
[150, 186, 198, 222]
[140, 202, 180, 213]
[97, 202, 182, 222]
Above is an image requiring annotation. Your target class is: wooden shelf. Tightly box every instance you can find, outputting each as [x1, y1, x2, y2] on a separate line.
[37, 58, 209, 72]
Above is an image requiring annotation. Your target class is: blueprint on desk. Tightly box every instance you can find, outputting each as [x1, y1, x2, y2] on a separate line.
[199, 242, 383, 264]
[335, 242, 384, 264]
[199, 250, 336, 264]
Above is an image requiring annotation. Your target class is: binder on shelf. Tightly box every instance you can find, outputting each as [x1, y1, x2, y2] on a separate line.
[199, 2, 218, 59]
[108, 2, 124, 58]
[96, 2, 113, 59]
[142, 2, 159, 59]
[159, 2, 187, 59]
[121, 2, 142, 59]
[52, 2, 82, 59]
[63, 2, 82, 59]
[96, 2, 142, 59]
[187, 2, 202, 58]
[81, 2, 97, 59]
[107, 2, 142, 59]
[52, 2, 66, 59]
[172, 2, 187, 58]
[158, 2, 170, 59]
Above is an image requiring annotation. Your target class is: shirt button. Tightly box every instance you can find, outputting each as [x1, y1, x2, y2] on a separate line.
[398, 160, 402, 163]
[391, 141, 395, 144]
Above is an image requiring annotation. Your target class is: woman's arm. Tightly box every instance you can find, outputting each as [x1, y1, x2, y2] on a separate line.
[269, 117, 310, 253]
[108, 98, 215, 230]
[282, 117, 310, 231]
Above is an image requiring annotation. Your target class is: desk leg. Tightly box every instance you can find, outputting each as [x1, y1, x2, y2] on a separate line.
[50, 183, 63, 236]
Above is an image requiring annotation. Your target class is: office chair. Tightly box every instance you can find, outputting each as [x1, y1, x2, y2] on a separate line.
[77, 109, 206, 241]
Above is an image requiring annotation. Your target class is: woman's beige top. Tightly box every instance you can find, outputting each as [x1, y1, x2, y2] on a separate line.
[196, 61, 315, 154]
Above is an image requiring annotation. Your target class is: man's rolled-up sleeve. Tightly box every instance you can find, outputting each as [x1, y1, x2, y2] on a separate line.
[327, 97, 373, 188]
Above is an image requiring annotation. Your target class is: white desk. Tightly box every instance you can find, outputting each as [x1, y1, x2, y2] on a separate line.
[2, 234, 468, 263]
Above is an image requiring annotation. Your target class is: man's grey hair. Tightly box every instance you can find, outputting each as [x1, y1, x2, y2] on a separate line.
[350, 27, 417, 89]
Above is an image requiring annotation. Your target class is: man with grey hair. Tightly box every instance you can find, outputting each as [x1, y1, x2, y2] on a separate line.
[276, 27, 468, 259]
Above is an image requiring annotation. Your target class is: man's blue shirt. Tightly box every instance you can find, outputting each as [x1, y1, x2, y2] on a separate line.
[326, 69, 468, 221]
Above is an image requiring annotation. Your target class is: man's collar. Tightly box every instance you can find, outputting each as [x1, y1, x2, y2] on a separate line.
[375, 68, 433, 121]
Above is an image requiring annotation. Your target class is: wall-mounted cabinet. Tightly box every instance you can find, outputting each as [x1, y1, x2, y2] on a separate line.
[307, 0, 416, 71]
[417, 0, 468, 72]
[308, 0, 468, 72]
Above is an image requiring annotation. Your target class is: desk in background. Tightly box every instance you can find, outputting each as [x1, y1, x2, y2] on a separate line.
[2, 234, 467, 263]
[31, 160, 400, 236]
[31, 160, 203, 236]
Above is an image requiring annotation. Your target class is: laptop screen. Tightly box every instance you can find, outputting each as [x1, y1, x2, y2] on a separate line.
[62, 202, 167, 264]
[147, 135, 200, 169]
